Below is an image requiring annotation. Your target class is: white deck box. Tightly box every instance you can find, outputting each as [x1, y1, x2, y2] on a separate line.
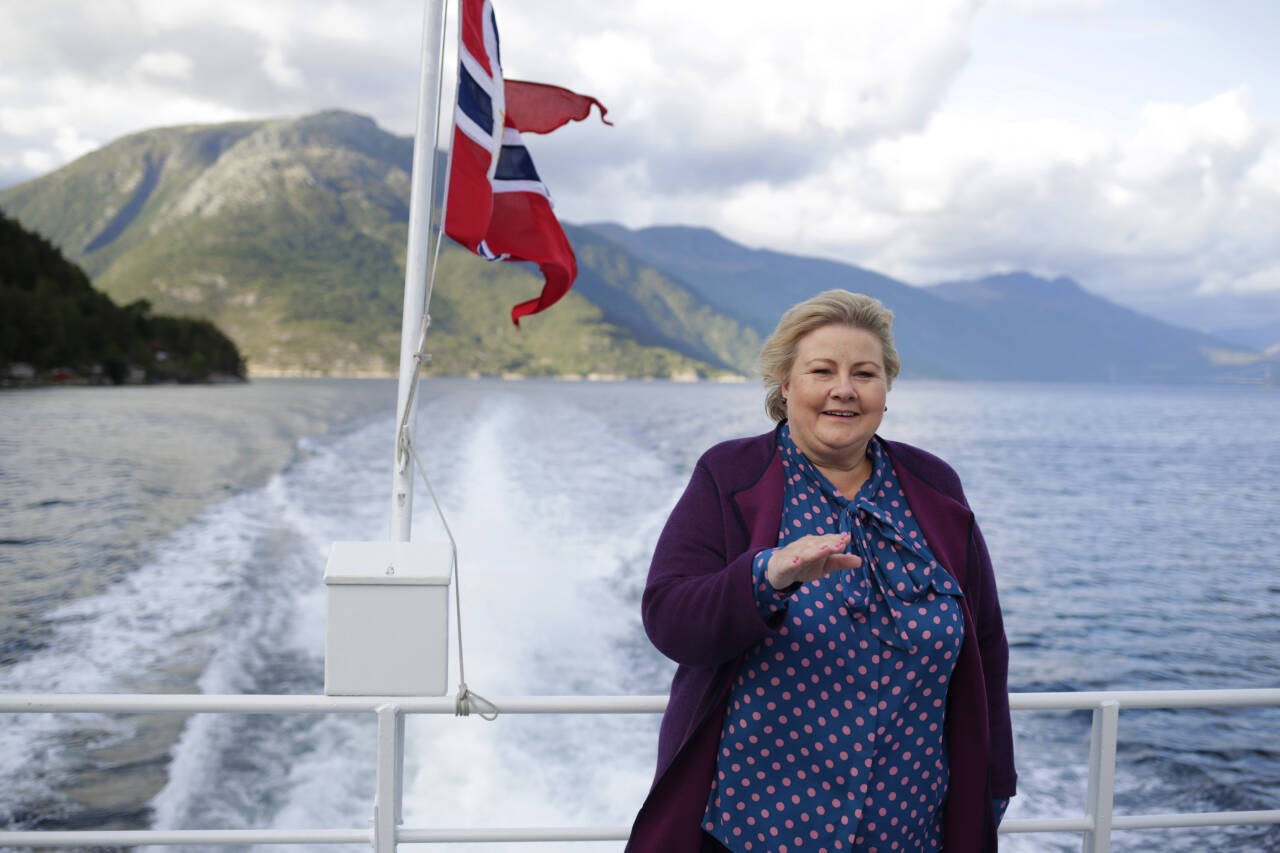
[323, 540, 453, 696]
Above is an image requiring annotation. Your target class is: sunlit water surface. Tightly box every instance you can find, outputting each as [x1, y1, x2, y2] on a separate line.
[1, 378, 1277, 852]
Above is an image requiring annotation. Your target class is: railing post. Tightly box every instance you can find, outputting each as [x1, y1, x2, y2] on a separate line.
[374, 704, 405, 853]
[1082, 699, 1120, 853]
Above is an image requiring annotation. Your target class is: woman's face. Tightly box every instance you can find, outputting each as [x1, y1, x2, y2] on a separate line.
[782, 324, 888, 469]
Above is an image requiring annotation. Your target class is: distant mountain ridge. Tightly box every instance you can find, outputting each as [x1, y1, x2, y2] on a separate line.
[1213, 320, 1280, 354]
[0, 109, 1271, 382]
[585, 224, 1270, 383]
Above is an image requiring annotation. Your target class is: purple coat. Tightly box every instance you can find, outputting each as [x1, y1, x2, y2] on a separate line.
[627, 427, 1016, 853]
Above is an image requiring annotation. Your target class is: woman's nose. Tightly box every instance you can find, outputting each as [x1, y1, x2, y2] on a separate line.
[832, 374, 856, 397]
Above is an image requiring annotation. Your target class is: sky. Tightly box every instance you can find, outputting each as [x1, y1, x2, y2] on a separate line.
[1, 0, 1278, 332]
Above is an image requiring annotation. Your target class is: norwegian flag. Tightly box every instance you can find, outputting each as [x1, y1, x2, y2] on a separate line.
[444, 0, 609, 326]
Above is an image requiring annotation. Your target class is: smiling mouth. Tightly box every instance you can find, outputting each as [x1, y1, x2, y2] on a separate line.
[822, 410, 860, 418]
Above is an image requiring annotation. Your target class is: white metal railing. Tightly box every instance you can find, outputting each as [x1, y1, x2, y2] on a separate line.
[2, 690, 1278, 852]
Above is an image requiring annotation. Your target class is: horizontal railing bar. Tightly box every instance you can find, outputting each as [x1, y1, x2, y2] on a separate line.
[1009, 688, 1280, 710]
[993, 808, 1280, 835]
[2, 688, 1277, 715]
[3, 809, 1277, 848]
[1111, 809, 1280, 829]
[998, 817, 1092, 832]
[0, 828, 370, 847]
[398, 826, 631, 842]
[0, 694, 670, 714]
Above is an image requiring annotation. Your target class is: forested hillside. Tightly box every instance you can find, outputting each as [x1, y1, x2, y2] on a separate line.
[0, 211, 244, 384]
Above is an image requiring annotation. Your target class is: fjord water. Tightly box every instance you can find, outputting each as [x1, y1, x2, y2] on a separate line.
[1, 378, 1277, 852]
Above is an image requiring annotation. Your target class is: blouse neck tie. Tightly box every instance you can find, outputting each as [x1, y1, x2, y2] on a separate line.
[780, 425, 961, 650]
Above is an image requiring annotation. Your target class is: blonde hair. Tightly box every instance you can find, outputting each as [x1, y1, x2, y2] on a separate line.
[759, 290, 900, 423]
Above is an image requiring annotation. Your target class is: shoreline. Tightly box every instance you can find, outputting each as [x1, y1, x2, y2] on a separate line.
[246, 367, 750, 382]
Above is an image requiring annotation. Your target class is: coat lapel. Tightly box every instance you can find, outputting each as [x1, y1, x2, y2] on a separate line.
[732, 451, 785, 553]
[885, 443, 973, 587]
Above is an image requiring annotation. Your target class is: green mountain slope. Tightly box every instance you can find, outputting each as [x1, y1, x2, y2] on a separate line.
[0, 111, 750, 378]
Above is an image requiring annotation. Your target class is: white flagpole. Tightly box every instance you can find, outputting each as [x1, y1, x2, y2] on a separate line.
[390, 0, 449, 542]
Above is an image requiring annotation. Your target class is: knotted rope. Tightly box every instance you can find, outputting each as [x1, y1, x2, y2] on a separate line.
[405, 437, 498, 722]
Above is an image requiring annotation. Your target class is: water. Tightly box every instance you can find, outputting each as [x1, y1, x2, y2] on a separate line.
[1, 378, 1277, 852]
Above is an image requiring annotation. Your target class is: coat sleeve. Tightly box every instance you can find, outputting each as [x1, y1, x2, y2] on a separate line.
[969, 517, 1018, 797]
[641, 460, 785, 667]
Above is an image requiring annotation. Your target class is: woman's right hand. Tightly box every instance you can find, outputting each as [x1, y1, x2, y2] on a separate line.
[765, 531, 861, 590]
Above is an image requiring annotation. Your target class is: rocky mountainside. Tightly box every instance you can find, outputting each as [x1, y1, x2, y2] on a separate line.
[0, 111, 752, 378]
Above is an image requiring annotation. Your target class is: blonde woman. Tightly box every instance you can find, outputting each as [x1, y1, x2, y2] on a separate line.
[628, 290, 1016, 853]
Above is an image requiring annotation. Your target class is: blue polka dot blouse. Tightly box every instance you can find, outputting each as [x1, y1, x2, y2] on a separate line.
[703, 425, 965, 852]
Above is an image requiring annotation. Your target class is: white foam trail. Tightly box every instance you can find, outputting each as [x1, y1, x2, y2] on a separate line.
[392, 394, 674, 851]
[0, 480, 281, 820]
[146, 417, 398, 845]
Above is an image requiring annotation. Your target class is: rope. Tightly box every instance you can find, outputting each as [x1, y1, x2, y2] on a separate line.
[405, 437, 498, 722]
[392, 2, 498, 723]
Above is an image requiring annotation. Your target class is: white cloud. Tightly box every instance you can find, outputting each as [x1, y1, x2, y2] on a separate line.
[1116, 88, 1261, 185]
[132, 50, 194, 81]
[1197, 265, 1280, 295]
[1244, 142, 1280, 195]
[51, 126, 99, 162]
[502, 0, 980, 155]
[262, 46, 304, 89]
[20, 149, 58, 174]
[554, 83, 1277, 324]
[988, 0, 1105, 12]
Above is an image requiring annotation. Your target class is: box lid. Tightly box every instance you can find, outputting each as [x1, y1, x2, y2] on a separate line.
[323, 540, 454, 586]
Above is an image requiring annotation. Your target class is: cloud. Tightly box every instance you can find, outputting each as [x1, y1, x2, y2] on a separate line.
[1244, 141, 1280, 195]
[0, 0, 985, 196]
[544, 84, 1278, 327]
[988, 0, 1105, 13]
[1197, 265, 1280, 295]
[1, 0, 1277, 329]
[262, 46, 305, 90]
[499, 0, 982, 194]
[0, 0, 424, 189]
[131, 51, 195, 81]
[1116, 89, 1263, 186]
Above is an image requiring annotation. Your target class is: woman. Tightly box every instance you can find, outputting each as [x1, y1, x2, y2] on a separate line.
[627, 290, 1016, 853]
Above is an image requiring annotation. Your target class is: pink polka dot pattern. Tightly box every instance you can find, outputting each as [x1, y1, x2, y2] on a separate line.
[703, 428, 964, 852]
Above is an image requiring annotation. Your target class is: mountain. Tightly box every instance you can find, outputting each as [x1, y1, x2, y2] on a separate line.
[1, 109, 1267, 383]
[585, 223, 1265, 383]
[1213, 320, 1280, 355]
[927, 273, 1247, 382]
[563, 224, 761, 374]
[582, 223, 988, 378]
[0, 111, 752, 379]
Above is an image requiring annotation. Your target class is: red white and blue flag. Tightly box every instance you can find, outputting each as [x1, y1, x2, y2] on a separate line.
[445, 0, 609, 326]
